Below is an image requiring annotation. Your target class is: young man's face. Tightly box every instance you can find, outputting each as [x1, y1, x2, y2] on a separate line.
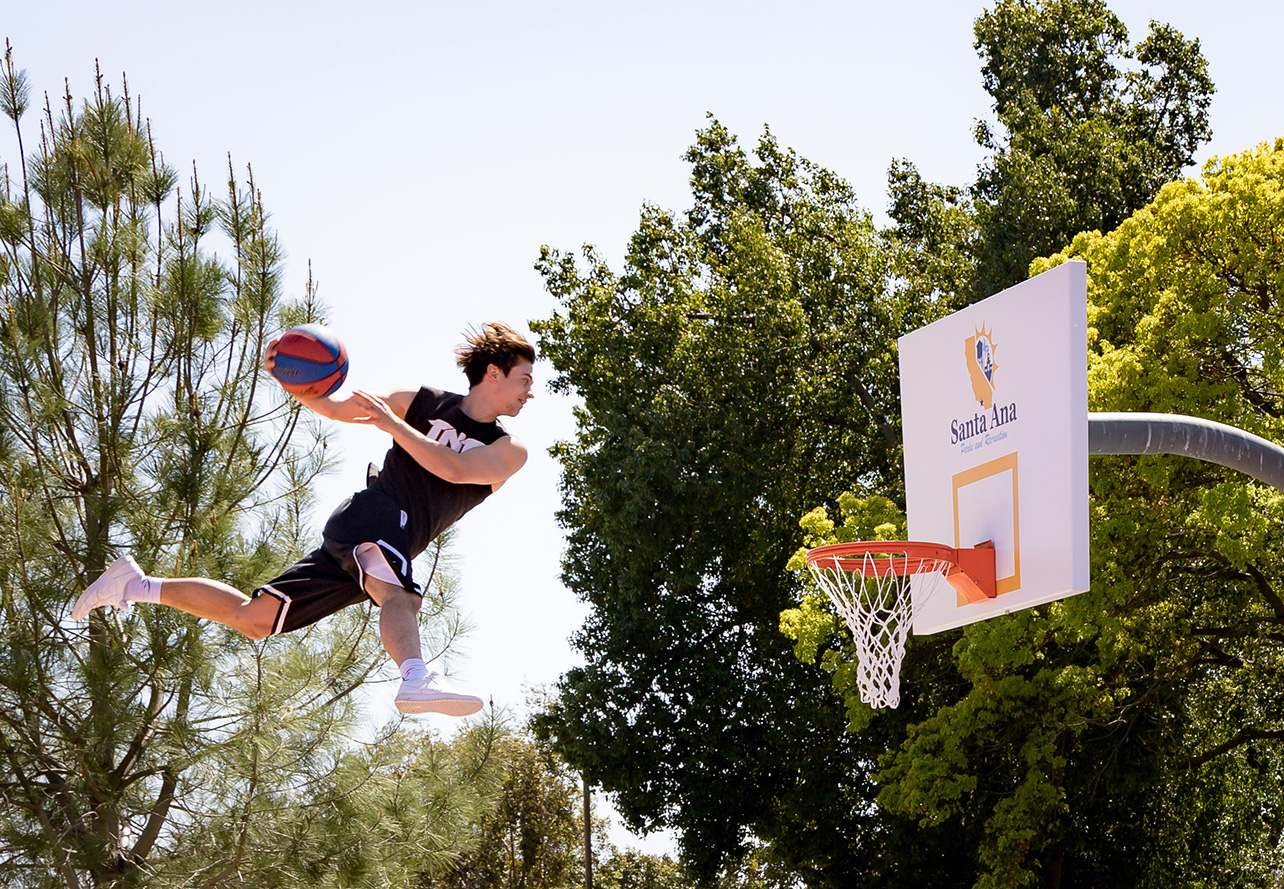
[491, 358, 535, 416]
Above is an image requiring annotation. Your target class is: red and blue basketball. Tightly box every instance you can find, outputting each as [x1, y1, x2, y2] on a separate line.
[271, 324, 349, 398]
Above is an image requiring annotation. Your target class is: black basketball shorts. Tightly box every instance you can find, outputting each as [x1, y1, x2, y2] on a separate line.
[252, 487, 422, 635]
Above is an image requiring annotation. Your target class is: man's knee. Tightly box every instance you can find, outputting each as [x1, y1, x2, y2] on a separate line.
[237, 599, 279, 640]
[387, 587, 422, 615]
[367, 578, 420, 613]
[241, 619, 274, 641]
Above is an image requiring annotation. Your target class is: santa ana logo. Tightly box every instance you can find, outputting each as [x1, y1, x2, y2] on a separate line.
[950, 323, 1019, 449]
[967, 323, 998, 408]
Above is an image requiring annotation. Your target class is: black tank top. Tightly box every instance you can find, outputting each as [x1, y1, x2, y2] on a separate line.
[371, 387, 508, 557]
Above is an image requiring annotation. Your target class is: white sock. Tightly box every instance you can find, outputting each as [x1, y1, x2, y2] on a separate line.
[124, 575, 162, 605]
[399, 658, 429, 682]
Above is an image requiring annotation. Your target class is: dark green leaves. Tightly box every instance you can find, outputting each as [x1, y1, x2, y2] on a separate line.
[969, 0, 1213, 299]
[533, 120, 936, 883]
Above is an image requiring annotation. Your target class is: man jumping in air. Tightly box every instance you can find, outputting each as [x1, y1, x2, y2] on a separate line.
[73, 321, 535, 717]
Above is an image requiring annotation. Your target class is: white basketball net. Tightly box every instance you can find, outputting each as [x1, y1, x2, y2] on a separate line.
[807, 549, 951, 709]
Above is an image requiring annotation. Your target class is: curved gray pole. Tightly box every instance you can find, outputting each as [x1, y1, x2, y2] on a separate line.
[1088, 412, 1284, 493]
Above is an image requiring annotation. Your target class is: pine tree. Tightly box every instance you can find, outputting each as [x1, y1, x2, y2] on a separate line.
[0, 48, 462, 888]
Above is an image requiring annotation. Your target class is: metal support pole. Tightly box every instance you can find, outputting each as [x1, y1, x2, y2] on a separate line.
[583, 775, 593, 889]
[1088, 412, 1284, 493]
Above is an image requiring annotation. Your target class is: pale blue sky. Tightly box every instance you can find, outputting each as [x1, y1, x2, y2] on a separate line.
[6, 0, 1283, 853]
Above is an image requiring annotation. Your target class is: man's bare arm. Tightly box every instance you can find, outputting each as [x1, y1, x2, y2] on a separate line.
[348, 389, 527, 488]
[295, 387, 417, 424]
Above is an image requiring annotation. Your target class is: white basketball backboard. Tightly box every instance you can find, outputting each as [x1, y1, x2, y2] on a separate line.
[899, 260, 1090, 634]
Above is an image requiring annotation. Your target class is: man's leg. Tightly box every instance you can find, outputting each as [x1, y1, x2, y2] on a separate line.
[74, 556, 281, 640]
[158, 578, 280, 640]
[360, 568, 482, 717]
[361, 575, 424, 666]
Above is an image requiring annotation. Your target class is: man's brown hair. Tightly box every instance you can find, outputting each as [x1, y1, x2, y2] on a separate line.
[455, 322, 536, 387]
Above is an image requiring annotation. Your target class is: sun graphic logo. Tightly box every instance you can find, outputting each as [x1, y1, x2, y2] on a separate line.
[965, 324, 998, 408]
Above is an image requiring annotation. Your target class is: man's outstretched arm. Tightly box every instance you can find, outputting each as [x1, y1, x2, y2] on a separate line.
[348, 389, 527, 489]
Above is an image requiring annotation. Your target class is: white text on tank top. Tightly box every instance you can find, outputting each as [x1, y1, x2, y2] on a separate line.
[427, 417, 486, 453]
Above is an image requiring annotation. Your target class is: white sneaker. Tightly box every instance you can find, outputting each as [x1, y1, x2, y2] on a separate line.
[72, 555, 145, 620]
[394, 671, 484, 716]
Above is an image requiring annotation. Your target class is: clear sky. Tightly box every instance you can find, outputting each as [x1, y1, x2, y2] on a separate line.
[6, 0, 1283, 854]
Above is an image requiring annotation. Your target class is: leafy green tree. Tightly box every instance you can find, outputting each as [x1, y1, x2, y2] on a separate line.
[594, 850, 691, 889]
[528, 3, 1220, 884]
[425, 731, 589, 889]
[172, 705, 507, 889]
[0, 52, 474, 888]
[532, 119, 980, 886]
[891, 0, 1214, 304]
[971, 0, 1213, 298]
[885, 159, 976, 311]
[786, 142, 1284, 886]
[593, 844, 802, 889]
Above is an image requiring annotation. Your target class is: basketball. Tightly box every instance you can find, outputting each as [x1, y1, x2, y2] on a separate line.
[270, 324, 349, 398]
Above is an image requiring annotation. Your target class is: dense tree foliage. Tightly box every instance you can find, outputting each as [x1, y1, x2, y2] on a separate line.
[786, 141, 1284, 886]
[531, 2, 1236, 886]
[425, 731, 589, 889]
[892, 0, 1214, 303]
[531, 119, 981, 885]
